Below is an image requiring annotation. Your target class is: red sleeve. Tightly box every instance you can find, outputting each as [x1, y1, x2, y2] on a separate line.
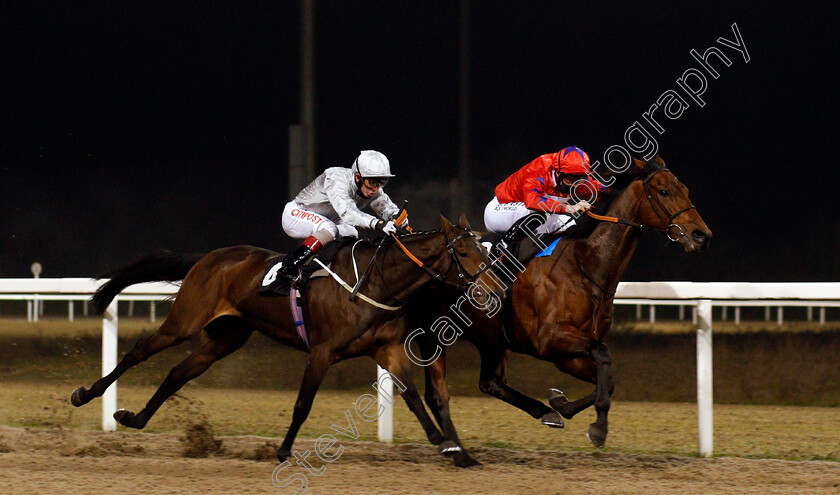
[523, 174, 568, 214]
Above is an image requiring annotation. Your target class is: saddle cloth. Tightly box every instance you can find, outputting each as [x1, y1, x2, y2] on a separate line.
[482, 232, 565, 268]
[258, 238, 352, 297]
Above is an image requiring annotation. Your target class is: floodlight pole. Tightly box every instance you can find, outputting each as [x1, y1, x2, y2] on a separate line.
[457, 0, 471, 217]
[289, 0, 317, 200]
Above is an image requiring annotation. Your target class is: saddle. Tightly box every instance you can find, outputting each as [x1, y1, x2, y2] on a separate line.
[483, 232, 565, 269]
[259, 238, 355, 297]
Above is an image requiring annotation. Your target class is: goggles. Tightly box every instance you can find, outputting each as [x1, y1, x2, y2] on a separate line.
[560, 174, 587, 185]
[362, 177, 389, 188]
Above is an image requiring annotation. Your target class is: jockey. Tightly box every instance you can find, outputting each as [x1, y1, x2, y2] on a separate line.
[483, 146, 607, 258]
[279, 150, 406, 284]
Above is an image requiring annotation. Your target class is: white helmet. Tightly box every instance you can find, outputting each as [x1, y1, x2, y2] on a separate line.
[352, 150, 394, 178]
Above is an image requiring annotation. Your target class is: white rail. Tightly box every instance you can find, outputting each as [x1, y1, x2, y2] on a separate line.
[2, 279, 838, 457]
[611, 281, 840, 457]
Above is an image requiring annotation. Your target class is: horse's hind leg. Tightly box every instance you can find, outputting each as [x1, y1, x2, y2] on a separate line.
[71, 310, 201, 407]
[277, 344, 332, 462]
[476, 345, 560, 427]
[114, 317, 252, 429]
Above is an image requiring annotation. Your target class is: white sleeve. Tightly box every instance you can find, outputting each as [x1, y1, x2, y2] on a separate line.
[324, 170, 379, 229]
[368, 189, 400, 220]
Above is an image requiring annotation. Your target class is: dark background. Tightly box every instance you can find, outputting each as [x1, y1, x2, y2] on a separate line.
[1, 1, 837, 281]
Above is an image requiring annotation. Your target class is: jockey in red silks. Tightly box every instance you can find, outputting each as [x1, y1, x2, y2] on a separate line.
[483, 146, 607, 258]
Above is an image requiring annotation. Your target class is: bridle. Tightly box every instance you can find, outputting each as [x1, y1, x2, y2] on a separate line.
[335, 227, 491, 311]
[390, 228, 490, 291]
[586, 167, 697, 243]
[641, 168, 697, 242]
[574, 167, 696, 299]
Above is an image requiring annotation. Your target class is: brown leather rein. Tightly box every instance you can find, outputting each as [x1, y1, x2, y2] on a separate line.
[390, 229, 489, 291]
[585, 167, 696, 243]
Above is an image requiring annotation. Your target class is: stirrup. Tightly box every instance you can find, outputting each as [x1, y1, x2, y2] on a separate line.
[280, 265, 302, 286]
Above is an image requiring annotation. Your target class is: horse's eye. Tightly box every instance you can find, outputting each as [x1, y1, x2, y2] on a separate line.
[659, 189, 670, 197]
[458, 251, 468, 258]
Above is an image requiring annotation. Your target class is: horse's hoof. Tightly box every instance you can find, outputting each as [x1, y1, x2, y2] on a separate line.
[277, 448, 291, 462]
[453, 451, 482, 469]
[540, 411, 565, 429]
[70, 387, 87, 407]
[439, 440, 462, 455]
[549, 389, 574, 418]
[549, 388, 566, 401]
[586, 423, 607, 449]
[549, 388, 570, 407]
[113, 409, 136, 427]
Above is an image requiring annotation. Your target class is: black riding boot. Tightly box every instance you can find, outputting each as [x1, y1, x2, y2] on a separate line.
[280, 236, 322, 287]
[489, 212, 546, 268]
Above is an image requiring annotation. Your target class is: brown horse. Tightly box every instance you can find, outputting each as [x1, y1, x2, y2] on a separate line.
[408, 157, 712, 451]
[70, 215, 497, 466]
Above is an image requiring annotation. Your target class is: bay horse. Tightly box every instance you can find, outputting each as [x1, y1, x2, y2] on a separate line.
[70, 215, 496, 466]
[408, 157, 712, 451]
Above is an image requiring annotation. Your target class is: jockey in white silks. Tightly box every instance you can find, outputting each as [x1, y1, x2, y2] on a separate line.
[279, 150, 407, 285]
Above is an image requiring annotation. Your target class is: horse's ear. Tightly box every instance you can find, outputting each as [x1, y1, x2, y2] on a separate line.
[457, 213, 472, 230]
[654, 155, 666, 166]
[440, 214, 454, 232]
[632, 157, 646, 169]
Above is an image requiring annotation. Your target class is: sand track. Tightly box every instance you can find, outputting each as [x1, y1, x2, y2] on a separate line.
[1, 426, 838, 494]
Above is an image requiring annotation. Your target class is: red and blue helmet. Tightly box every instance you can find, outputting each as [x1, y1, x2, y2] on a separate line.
[556, 146, 590, 175]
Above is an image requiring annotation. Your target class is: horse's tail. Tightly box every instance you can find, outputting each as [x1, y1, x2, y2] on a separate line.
[91, 250, 206, 314]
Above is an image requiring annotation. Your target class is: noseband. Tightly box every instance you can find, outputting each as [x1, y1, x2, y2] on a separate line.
[641, 168, 698, 242]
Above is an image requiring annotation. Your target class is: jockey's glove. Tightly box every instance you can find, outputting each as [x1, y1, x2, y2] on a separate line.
[374, 220, 397, 235]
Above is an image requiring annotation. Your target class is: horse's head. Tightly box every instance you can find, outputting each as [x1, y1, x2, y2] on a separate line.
[439, 214, 504, 305]
[628, 156, 712, 252]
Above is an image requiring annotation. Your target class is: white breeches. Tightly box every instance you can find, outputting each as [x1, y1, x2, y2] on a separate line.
[483, 196, 576, 234]
[282, 201, 359, 240]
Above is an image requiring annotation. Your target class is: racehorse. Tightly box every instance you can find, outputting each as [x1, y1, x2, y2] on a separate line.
[408, 157, 712, 451]
[70, 215, 497, 466]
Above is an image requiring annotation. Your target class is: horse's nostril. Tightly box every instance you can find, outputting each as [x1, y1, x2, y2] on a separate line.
[692, 230, 708, 245]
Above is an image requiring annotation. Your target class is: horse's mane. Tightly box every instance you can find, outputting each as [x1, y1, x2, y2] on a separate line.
[559, 159, 665, 239]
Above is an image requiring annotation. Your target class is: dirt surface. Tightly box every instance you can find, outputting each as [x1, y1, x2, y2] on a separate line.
[1, 426, 838, 495]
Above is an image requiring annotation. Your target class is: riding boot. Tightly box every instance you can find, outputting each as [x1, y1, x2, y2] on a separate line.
[489, 212, 546, 271]
[280, 236, 323, 287]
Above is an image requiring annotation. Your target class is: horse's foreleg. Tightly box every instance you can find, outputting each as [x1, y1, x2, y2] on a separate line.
[71, 315, 194, 407]
[476, 345, 562, 428]
[587, 341, 613, 448]
[114, 320, 252, 429]
[277, 345, 332, 462]
[421, 346, 482, 468]
[550, 345, 615, 446]
[374, 344, 445, 448]
[556, 342, 614, 448]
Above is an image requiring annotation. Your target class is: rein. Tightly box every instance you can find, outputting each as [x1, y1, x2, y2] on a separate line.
[390, 231, 486, 291]
[576, 166, 697, 297]
[339, 228, 486, 310]
[585, 167, 697, 243]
